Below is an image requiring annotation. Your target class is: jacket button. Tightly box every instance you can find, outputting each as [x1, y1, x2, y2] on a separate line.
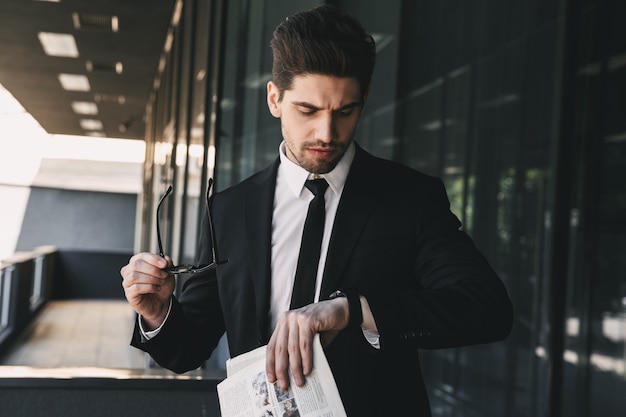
[400, 331, 419, 340]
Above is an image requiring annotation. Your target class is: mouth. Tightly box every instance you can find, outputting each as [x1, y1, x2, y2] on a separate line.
[306, 146, 335, 158]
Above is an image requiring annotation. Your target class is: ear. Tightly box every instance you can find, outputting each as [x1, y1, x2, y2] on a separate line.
[267, 81, 282, 118]
[361, 88, 370, 106]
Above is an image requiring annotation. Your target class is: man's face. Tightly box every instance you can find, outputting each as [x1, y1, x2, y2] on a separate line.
[267, 74, 366, 174]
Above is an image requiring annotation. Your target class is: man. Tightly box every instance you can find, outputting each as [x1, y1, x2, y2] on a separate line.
[121, 5, 513, 416]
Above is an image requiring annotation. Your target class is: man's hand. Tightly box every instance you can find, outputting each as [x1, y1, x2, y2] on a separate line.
[265, 297, 349, 391]
[120, 252, 176, 330]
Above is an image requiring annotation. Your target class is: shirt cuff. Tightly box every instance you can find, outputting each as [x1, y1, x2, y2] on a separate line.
[362, 328, 380, 349]
[139, 298, 173, 340]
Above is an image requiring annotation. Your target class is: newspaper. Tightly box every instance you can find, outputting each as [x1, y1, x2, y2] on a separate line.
[217, 334, 347, 417]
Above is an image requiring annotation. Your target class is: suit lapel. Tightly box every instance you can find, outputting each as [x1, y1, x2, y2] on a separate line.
[245, 160, 279, 342]
[320, 146, 377, 297]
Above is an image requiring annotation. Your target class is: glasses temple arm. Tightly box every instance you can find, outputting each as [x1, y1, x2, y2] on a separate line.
[156, 185, 173, 258]
[205, 178, 221, 264]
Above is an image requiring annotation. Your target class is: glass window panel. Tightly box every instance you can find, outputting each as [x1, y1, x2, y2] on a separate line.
[391, 1, 561, 416]
[587, 3, 626, 411]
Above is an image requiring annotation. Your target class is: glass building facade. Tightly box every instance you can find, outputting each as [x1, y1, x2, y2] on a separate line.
[137, 0, 626, 416]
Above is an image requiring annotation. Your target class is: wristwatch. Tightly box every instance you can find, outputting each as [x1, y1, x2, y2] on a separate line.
[328, 288, 363, 328]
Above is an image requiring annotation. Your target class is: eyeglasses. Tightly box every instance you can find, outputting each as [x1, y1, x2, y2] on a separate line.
[156, 178, 225, 275]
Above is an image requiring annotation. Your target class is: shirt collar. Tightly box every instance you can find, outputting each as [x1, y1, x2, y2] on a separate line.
[278, 141, 355, 197]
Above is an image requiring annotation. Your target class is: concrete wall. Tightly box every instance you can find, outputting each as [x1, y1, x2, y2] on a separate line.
[16, 186, 137, 253]
[15, 186, 137, 299]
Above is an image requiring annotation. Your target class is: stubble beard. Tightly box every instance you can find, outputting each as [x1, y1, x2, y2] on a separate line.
[285, 141, 347, 174]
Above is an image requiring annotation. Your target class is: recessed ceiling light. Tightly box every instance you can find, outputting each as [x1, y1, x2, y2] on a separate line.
[79, 119, 103, 130]
[94, 94, 126, 105]
[111, 16, 119, 33]
[85, 60, 123, 75]
[58, 74, 90, 91]
[71, 101, 98, 115]
[38, 32, 79, 58]
[72, 12, 119, 33]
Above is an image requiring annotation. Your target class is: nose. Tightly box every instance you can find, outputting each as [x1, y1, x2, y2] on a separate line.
[314, 113, 335, 143]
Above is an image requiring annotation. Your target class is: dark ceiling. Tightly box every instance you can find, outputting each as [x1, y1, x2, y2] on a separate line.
[0, 0, 177, 140]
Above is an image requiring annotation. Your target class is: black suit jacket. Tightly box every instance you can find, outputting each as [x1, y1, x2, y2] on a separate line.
[132, 144, 513, 416]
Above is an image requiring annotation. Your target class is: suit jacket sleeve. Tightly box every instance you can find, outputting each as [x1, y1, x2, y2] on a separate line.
[357, 172, 513, 351]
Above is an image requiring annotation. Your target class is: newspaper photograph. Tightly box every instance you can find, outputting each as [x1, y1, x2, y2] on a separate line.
[217, 334, 346, 417]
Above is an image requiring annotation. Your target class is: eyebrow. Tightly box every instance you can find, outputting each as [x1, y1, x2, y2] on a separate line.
[291, 100, 363, 111]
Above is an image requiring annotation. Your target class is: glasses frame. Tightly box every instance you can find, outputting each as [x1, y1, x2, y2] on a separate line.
[156, 178, 224, 275]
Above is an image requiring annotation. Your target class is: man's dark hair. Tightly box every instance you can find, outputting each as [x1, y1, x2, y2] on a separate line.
[270, 5, 376, 101]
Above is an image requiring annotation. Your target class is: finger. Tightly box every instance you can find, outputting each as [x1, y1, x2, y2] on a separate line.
[266, 331, 290, 389]
[160, 255, 174, 269]
[124, 279, 163, 296]
[122, 268, 166, 291]
[275, 327, 295, 390]
[298, 326, 314, 377]
[135, 252, 170, 269]
[287, 320, 305, 388]
[123, 255, 170, 281]
[122, 273, 174, 315]
[265, 338, 277, 383]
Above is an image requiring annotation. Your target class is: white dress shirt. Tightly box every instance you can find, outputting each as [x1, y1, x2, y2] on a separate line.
[269, 141, 354, 329]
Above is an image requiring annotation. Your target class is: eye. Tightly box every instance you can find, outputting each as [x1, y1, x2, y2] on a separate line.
[335, 107, 357, 118]
[296, 106, 316, 116]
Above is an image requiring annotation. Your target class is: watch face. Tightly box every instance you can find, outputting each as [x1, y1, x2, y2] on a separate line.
[329, 290, 347, 299]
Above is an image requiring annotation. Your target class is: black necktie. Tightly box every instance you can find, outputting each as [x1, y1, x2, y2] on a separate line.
[290, 178, 329, 309]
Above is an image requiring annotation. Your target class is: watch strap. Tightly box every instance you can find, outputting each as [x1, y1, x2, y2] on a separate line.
[329, 288, 363, 328]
